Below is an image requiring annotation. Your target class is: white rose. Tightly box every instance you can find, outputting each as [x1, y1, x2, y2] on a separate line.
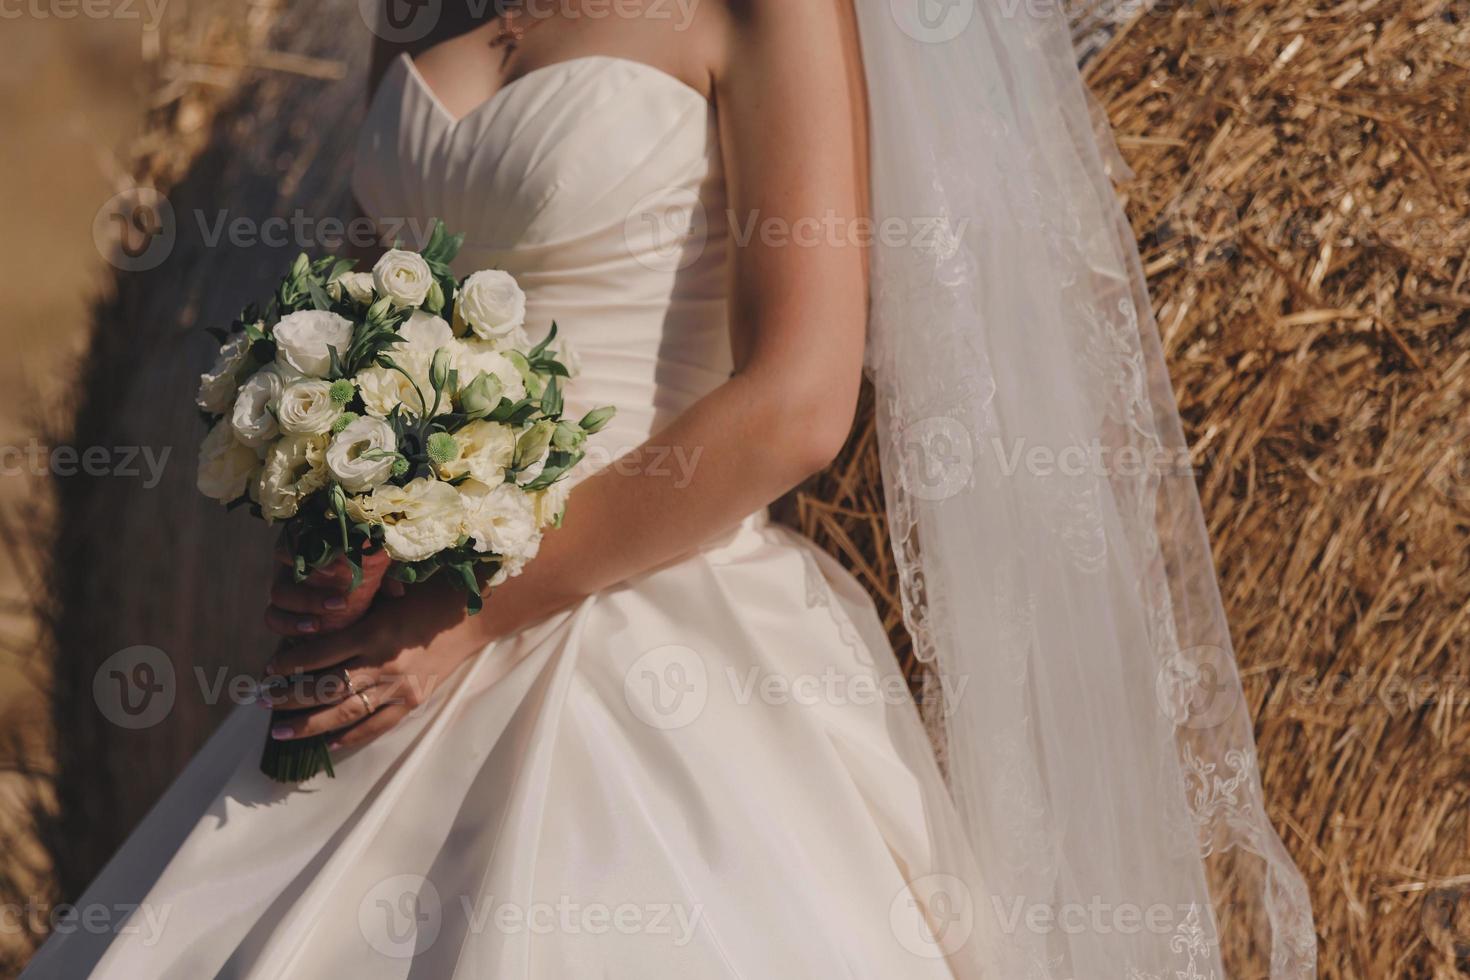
[196, 420, 259, 502]
[355, 349, 449, 419]
[532, 477, 572, 528]
[459, 479, 540, 560]
[440, 420, 516, 484]
[450, 339, 528, 403]
[397, 310, 454, 353]
[488, 554, 532, 588]
[373, 249, 434, 309]
[273, 310, 354, 377]
[348, 478, 462, 562]
[196, 332, 251, 414]
[326, 416, 397, 493]
[254, 433, 328, 522]
[230, 365, 286, 448]
[456, 269, 526, 342]
[339, 271, 376, 305]
[276, 379, 339, 435]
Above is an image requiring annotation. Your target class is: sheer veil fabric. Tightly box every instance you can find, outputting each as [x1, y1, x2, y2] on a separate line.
[854, 2, 1316, 977]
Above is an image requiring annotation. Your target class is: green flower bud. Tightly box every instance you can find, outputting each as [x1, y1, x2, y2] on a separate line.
[578, 406, 616, 434]
[330, 412, 359, 434]
[425, 278, 446, 314]
[514, 420, 556, 469]
[390, 457, 411, 477]
[551, 420, 585, 452]
[459, 371, 503, 420]
[291, 252, 310, 279]
[329, 379, 356, 404]
[426, 431, 459, 466]
[367, 296, 394, 324]
[429, 348, 453, 393]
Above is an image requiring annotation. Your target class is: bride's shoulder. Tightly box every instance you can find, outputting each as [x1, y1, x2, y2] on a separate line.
[708, 0, 864, 82]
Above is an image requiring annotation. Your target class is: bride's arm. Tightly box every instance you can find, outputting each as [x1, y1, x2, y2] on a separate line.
[498, 0, 870, 610]
[266, 0, 869, 745]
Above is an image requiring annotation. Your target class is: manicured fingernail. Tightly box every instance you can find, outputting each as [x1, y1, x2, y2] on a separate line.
[270, 726, 294, 740]
[323, 596, 348, 611]
[298, 618, 319, 634]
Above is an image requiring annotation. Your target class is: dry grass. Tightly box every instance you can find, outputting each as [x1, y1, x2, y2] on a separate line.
[797, 1, 1470, 976]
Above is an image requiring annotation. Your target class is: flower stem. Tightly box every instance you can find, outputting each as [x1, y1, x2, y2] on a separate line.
[259, 733, 336, 783]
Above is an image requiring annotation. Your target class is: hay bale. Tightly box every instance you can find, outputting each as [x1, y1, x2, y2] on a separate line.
[34, 0, 366, 914]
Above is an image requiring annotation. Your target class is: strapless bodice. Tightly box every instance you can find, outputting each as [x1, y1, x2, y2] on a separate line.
[353, 53, 731, 454]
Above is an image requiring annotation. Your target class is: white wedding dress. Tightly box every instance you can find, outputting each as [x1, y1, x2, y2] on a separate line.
[24, 54, 967, 979]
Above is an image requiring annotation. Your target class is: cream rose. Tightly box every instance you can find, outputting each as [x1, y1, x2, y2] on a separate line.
[459, 479, 540, 560]
[276, 379, 339, 435]
[455, 269, 526, 342]
[532, 477, 573, 528]
[254, 433, 328, 522]
[273, 310, 354, 378]
[355, 350, 449, 419]
[373, 249, 434, 309]
[338, 271, 376, 305]
[230, 365, 286, 448]
[326, 416, 397, 493]
[450, 339, 528, 404]
[196, 332, 251, 414]
[347, 477, 462, 562]
[440, 420, 516, 484]
[397, 310, 454, 353]
[196, 420, 259, 502]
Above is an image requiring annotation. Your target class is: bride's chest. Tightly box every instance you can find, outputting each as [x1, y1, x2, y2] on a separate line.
[351, 54, 721, 249]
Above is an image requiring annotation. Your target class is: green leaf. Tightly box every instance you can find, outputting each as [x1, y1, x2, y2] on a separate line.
[529, 322, 558, 358]
[540, 375, 563, 417]
[306, 277, 334, 312]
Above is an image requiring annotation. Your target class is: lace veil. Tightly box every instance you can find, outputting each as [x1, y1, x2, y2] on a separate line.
[854, 3, 1317, 976]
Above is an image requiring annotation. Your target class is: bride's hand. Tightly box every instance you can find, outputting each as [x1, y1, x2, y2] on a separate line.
[263, 545, 402, 637]
[260, 582, 494, 752]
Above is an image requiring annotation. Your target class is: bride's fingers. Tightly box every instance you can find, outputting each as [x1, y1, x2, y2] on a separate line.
[328, 702, 410, 752]
[271, 572, 352, 611]
[269, 682, 396, 741]
[261, 664, 380, 711]
[264, 600, 332, 636]
[267, 630, 361, 677]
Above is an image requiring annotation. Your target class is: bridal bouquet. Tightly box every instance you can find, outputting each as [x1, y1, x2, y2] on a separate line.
[194, 221, 613, 781]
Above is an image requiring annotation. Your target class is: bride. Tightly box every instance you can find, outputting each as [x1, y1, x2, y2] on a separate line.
[25, 1, 1315, 977]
